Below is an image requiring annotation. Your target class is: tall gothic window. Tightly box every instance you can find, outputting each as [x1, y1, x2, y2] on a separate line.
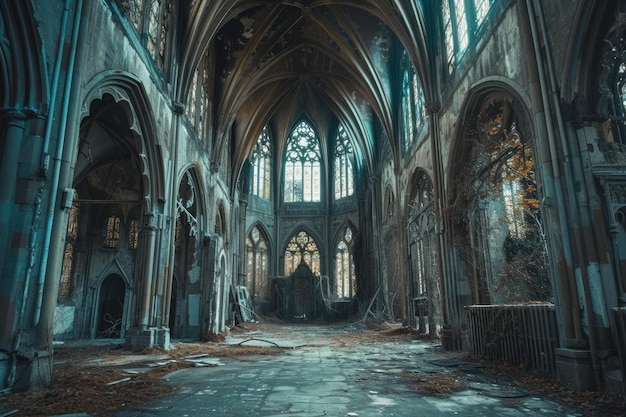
[128, 219, 139, 250]
[186, 55, 210, 140]
[284, 121, 322, 202]
[401, 50, 428, 151]
[284, 231, 320, 276]
[334, 126, 354, 200]
[60, 196, 80, 298]
[117, 0, 170, 68]
[246, 226, 269, 299]
[442, 0, 492, 74]
[252, 126, 271, 200]
[334, 226, 356, 299]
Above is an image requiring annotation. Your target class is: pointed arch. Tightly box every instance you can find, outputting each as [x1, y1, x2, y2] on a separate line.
[0, 1, 46, 110]
[448, 82, 549, 305]
[80, 71, 167, 211]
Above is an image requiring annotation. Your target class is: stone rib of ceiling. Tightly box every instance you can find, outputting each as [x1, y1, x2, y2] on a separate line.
[180, 1, 429, 189]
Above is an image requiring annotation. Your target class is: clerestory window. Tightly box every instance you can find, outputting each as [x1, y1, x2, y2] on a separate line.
[442, 0, 492, 74]
[186, 51, 210, 141]
[252, 126, 271, 200]
[401, 50, 428, 151]
[334, 126, 354, 200]
[284, 121, 321, 202]
[117, 0, 171, 68]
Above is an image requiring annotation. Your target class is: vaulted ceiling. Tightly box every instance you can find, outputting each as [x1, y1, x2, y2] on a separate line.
[178, 0, 431, 184]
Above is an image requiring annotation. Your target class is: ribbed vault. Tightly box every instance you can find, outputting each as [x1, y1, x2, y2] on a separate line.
[178, 0, 430, 188]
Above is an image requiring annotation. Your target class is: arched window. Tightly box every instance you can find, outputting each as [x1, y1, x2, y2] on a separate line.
[246, 226, 269, 299]
[334, 227, 356, 299]
[104, 215, 121, 249]
[284, 121, 322, 202]
[252, 126, 271, 200]
[334, 126, 354, 200]
[458, 96, 549, 303]
[284, 231, 320, 276]
[117, 0, 171, 67]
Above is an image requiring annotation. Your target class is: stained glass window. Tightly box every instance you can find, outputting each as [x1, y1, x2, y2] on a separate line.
[284, 231, 320, 275]
[104, 215, 121, 249]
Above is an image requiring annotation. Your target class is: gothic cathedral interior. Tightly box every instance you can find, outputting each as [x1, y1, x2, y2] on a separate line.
[2, 0, 626, 396]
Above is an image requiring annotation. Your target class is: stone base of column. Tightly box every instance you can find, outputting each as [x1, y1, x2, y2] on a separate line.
[124, 327, 171, 351]
[556, 348, 596, 391]
[1, 349, 52, 391]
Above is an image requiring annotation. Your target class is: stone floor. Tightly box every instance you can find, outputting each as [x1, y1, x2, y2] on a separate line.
[100, 323, 582, 417]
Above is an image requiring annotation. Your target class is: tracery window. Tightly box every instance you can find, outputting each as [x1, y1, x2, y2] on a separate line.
[117, 0, 171, 68]
[284, 121, 322, 202]
[246, 226, 269, 299]
[104, 215, 121, 249]
[252, 126, 271, 200]
[334, 227, 356, 299]
[284, 231, 320, 276]
[408, 172, 440, 335]
[334, 126, 354, 200]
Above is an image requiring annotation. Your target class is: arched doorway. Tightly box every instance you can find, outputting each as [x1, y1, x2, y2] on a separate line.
[97, 274, 126, 338]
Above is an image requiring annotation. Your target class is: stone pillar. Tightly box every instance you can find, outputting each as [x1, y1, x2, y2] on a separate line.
[125, 213, 169, 349]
